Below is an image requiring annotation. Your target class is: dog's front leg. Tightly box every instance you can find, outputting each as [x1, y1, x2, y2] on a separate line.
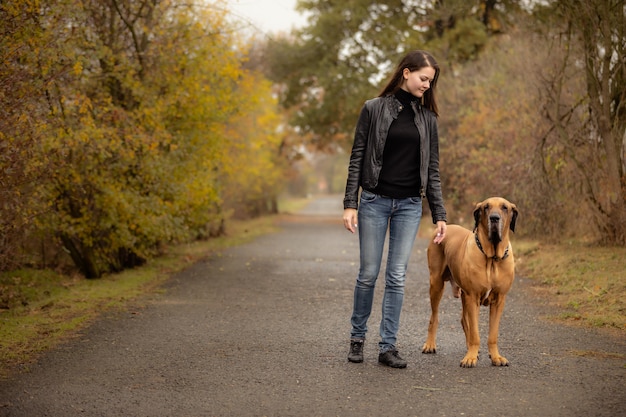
[488, 294, 509, 366]
[460, 293, 480, 368]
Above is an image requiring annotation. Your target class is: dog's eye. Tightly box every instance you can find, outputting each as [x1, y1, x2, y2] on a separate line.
[502, 205, 508, 212]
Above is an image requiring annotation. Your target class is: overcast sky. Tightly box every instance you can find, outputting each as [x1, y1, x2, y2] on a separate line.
[227, 0, 307, 35]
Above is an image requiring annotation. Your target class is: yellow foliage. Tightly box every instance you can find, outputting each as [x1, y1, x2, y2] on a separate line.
[0, 0, 288, 276]
[73, 60, 83, 76]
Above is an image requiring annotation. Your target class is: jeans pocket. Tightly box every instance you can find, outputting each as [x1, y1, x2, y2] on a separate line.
[360, 189, 377, 203]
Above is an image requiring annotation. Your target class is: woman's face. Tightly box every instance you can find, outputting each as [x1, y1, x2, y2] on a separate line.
[401, 66, 436, 98]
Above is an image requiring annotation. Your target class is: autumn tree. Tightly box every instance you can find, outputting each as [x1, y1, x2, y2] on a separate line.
[0, 0, 287, 277]
[532, 0, 625, 244]
[220, 71, 286, 218]
[0, 0, 67, 271]
[436, 33, 540, 224]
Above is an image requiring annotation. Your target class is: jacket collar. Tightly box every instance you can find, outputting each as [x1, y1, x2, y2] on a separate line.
[385, 94, 422, 118]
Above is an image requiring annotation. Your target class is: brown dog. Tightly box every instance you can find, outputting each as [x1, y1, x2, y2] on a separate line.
[422, 197, 518, 367]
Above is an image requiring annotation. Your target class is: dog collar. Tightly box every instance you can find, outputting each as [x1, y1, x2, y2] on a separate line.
[475, 233, 510, 261]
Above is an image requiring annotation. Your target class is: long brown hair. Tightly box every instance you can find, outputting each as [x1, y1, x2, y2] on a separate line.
[379, 50, 440, 117]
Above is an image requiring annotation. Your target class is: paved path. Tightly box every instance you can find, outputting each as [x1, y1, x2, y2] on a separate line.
[0, 195, 624, 416]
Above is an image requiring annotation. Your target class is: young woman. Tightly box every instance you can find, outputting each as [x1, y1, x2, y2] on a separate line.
[343, 50, 447, 368]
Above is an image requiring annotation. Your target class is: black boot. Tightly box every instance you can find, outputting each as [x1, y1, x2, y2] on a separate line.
[378, 349, 407, 368]
[348, 340, 364, 363]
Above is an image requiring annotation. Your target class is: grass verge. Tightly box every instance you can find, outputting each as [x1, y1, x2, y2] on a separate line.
[514, 239, 625, 331]
[0, 216, 279, 379]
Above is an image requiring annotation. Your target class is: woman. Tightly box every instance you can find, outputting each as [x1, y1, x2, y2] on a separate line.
[343, 50, 447, 368]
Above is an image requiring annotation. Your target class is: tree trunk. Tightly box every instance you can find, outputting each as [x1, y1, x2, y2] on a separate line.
[59, 234, 101, 279]
[580, 0, 626, 244]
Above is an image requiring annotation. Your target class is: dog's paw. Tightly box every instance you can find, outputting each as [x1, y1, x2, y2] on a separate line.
[490, 355, 510, 367]
[460, 355, 479, 368]
[421, 343, 437, 354]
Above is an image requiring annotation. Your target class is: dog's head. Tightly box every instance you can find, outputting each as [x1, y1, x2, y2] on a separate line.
[473, 197, 518, 244]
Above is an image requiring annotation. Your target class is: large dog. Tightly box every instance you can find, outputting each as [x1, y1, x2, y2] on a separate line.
[422, 197, 518, 368]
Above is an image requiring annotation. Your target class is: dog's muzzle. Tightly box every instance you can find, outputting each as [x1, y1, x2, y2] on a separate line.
[488, 213, 503, 243]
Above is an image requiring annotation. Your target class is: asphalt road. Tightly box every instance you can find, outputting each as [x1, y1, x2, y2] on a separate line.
[0, 195, 624, 417]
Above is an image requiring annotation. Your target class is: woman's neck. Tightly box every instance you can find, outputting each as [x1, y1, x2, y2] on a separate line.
[395, 88, 418, 107]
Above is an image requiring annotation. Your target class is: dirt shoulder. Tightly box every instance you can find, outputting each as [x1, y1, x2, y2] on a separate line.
[0, 209, 624, 417]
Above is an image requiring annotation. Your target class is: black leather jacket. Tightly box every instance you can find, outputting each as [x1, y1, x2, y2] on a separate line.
[343, 94, 447, 224]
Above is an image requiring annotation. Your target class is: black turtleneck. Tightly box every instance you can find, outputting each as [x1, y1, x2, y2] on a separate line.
[373, 89, 421, 198]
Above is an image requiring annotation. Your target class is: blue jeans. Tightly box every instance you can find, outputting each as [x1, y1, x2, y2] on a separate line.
[350, 190, 422, 353]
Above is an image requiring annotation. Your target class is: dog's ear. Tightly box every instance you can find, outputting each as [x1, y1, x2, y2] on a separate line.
[473, 203, 482, 232]
[510, 204, 519, 232]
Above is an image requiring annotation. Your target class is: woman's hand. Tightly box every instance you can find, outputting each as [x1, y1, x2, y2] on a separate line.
[343, 208, 358, 234]
[433, 221, 447, 244]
